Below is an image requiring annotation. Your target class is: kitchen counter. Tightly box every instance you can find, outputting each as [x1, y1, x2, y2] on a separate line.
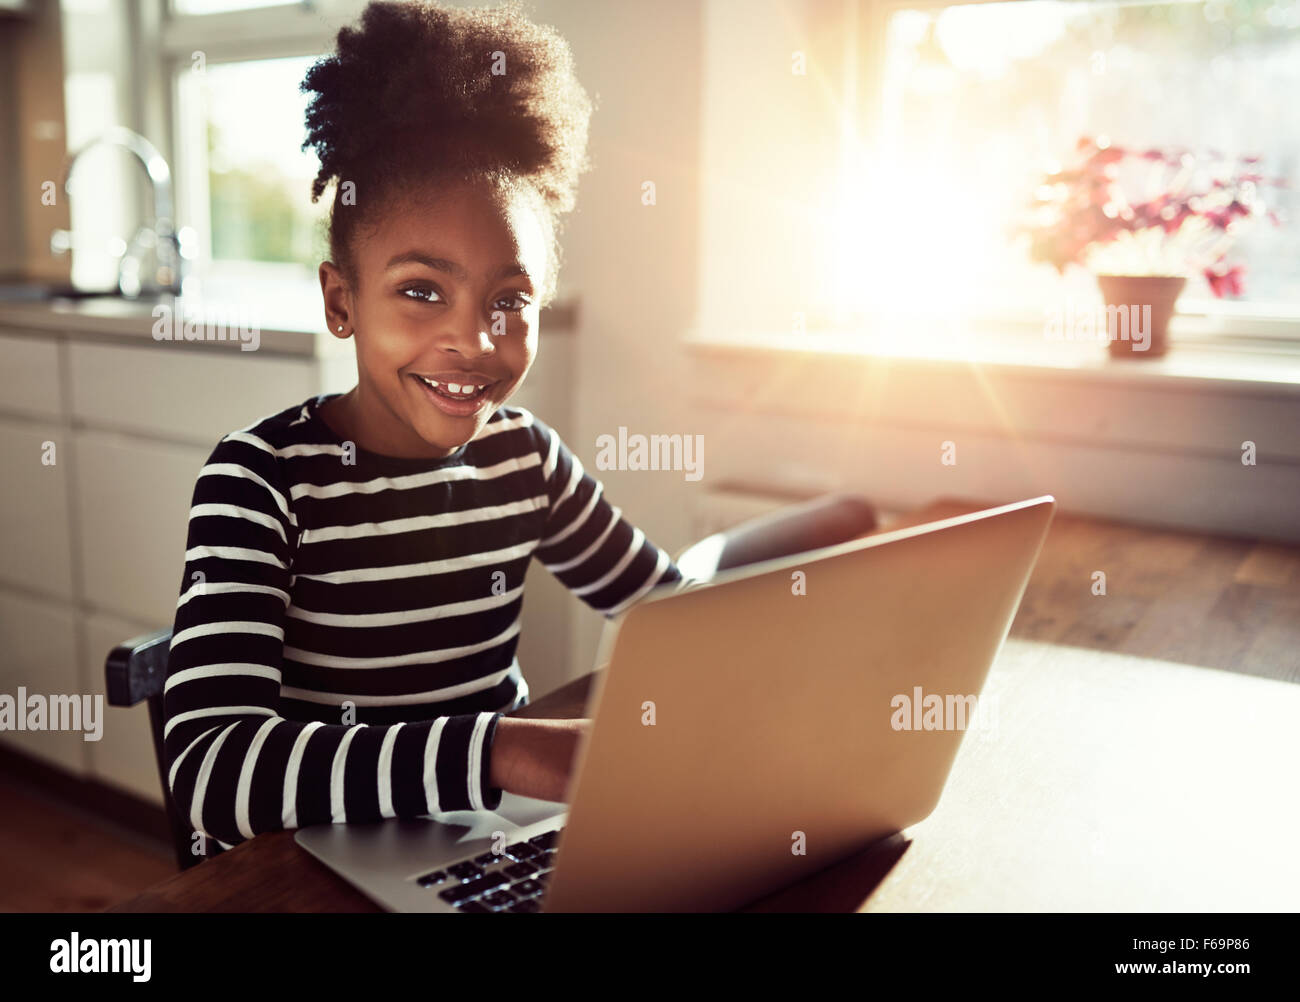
[0, 292, 343, 358]
[0, 291, 578, 357]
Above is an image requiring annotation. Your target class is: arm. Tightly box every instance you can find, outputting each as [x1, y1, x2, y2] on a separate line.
[461, 413, 705, 804]
[529, 413, 703, 617]
[162, 432, 501, 847]
[487, 716, 587, 804]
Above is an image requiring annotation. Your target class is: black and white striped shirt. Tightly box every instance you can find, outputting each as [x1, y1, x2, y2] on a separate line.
[163, 393, 686, 849]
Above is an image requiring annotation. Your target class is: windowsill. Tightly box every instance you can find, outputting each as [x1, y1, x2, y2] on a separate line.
[683, 318, 1300, 399]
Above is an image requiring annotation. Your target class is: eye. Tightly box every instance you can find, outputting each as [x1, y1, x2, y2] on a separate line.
[399, 284, 443, 304]
[494, 293, 532, 312]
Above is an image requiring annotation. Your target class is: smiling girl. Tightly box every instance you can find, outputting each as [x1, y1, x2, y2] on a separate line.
[162, 0, 691, 852]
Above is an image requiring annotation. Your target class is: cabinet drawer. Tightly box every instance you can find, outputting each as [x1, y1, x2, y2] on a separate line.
[0, 419, 75, 599]
[0, 590, 87, 775]
[68, 341, 317, 445]
[0, 332, 63, 421]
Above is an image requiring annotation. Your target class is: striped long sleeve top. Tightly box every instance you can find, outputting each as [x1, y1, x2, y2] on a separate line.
[163, 393, 687, 849]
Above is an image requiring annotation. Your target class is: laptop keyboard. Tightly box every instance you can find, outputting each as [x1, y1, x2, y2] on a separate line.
[413, 826, 563, 912]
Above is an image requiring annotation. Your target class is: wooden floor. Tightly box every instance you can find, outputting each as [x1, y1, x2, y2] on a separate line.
[897, 503, 1300, 685]
[0, 771, 173, 911]
[3, 503, 1298, 911]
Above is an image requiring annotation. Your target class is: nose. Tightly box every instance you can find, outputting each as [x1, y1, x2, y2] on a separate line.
[435, 307, 498, 359]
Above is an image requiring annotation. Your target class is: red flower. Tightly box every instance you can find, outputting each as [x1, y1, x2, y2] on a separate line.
[1024, 138, 1282, 278]
[1159, 205, 1193, 235]
[1204, 265, 1244, 298]
[1088, 146, 1125, 168]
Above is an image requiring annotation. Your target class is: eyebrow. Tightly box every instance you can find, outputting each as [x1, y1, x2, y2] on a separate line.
[384, 251, 530, 283]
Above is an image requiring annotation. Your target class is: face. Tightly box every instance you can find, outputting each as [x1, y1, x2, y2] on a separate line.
[320, 177, 550, 459]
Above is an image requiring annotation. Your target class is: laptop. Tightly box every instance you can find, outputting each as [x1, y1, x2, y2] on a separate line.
[295, 495, 1056, 912]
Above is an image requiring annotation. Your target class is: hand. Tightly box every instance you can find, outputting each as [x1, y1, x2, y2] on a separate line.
[488, 717, 590, 803]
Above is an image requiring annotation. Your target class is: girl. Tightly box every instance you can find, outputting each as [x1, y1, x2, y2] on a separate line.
[163, 0, 691, 853]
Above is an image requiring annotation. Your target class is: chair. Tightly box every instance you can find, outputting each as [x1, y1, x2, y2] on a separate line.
[105, 628, 227, 870]
[672, 492, 878, 580]
[106, 491, 877, 870]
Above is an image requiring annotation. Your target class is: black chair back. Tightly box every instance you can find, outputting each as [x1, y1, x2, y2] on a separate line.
[105, 628, 225, 870]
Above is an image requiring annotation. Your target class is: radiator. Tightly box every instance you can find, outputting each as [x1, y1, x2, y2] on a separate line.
[687, 480, 840, 540]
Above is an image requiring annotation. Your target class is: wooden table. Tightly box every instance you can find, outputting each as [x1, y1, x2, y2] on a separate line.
[110, 503, 1300, 912]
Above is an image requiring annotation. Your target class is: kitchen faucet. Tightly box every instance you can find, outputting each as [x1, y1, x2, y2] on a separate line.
[50, 126, 196, 298]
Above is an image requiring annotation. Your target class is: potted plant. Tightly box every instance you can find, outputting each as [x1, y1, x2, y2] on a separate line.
[1024, 136, 1282, 359]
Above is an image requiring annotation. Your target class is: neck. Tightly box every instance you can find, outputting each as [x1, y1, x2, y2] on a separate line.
[326, 384, 460, 460]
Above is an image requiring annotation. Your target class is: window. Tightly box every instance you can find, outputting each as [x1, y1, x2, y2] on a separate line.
[175, 53, 328, 288]
[837, 0, 1300, 337]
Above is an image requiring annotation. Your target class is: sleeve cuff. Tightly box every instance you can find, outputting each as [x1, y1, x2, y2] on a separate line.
[473, 712, 504, 811]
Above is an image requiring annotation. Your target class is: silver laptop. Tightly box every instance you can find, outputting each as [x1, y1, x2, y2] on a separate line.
[296, 495, 1056, 912]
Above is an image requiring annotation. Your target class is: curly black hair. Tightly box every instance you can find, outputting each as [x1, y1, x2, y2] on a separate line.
[300, 0, 596, 307]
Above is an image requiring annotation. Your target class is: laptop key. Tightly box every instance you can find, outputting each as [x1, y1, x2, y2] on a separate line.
[510, 878, 543, 898]
[481, 890, 516, 910]
[503, 860, 537, 880]
[505, 841, 541, 860]
[416, 869, 447, 887]
[438, 871, 508, 904]
[527, 830, 561, 850]
[458, 900, 491, 912]
[475, 852, 508, 867]
[438, 882, 480, 904]
[448, 861, 484, 881]
[508, 898, 542, 913]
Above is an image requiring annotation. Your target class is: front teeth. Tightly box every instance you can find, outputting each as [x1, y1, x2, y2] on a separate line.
[418, 375, 485, 396]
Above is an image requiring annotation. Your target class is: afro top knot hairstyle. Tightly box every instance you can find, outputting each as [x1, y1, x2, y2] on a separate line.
[300, 0, 596, 307]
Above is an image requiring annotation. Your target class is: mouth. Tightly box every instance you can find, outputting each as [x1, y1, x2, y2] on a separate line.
[411, 373, 497, 418]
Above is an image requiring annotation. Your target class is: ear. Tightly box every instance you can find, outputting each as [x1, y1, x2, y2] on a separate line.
[320, 261, 355, 339]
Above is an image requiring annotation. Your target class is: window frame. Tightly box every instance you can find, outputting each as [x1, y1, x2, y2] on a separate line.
[145, 0, 349, 286]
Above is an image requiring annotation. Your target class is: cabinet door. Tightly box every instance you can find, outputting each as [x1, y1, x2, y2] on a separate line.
[0, 418, 75, 600]
[0, 332, 63, 420]
[0, 590, 87, 775]
[80, 611, 166, 806]
[73, 430, 211, 626]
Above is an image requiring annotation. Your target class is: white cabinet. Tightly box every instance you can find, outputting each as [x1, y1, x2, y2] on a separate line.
[1, 312, 574, 799]
[0, 321, 332, 795]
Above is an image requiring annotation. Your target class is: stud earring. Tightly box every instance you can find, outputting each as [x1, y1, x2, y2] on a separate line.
[336, 325, 344, 332]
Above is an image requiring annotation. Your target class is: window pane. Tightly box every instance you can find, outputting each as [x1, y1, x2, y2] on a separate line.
[857, 0, 1300, 322]
[183, 54, 327, 274]
[171, 0, 299, 14]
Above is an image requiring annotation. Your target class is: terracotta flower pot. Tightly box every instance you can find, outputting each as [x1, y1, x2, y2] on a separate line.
[1095, 275, 1186, 359]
